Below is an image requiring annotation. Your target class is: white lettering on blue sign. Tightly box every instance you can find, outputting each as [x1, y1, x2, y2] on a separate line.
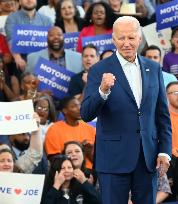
[16, 41, 47, 47]
[161, 15, 178, 24]
[37, 74, 68, 93]
[17, 30, 48, 37]
[160, 4, 178, 14]
[64, 37, 78, 43]
[40, 63, 71, 82]
[85, 38, 112, 46]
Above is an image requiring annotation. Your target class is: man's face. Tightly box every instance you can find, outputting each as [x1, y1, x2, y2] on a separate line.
[82, 47, 99, 71]
[10, 133, 30, 151]
[112, 21, 142, 62]
[145, 49, 161, 63]
[63, 99, 81, 121]
[19, 0, 36, 11]
[167, 84, 178, 110]
[47, 27, 64, 51]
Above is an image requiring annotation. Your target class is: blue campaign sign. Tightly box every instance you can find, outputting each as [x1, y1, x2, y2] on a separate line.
[82, 34, 116, 54]
[156, 0, 178, 30]
[11, 25, 51, 54]
[129, 0, 136, 3]
[64, 32, 79, 51]
[34, 57, 75, 99]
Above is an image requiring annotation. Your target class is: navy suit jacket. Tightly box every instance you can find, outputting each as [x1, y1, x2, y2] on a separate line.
[80, 53, 172, 174]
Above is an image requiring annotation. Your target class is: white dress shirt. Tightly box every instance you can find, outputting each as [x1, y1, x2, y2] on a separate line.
[116, 51, 142, 108]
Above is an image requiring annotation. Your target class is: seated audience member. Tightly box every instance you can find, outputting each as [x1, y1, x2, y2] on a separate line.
[100, 49, 114, 60]
[64, 141, 97, 187]
[163, 27, 178, 78]
[142, 45, 177, 87]
[34, 95, 57, 142]
[41, 155, 101, 204]
[18, 72, 40, 101]
[5, 0, 53, 71]
[0, 34, 21, 89]
[55, 0, 84, 33]
[0, 113, 42, 173]
[68, 44, 99, 101]
[0, 33, 11, 55]
[33, 95, 57, 174]
[0, 54, 19, 101]
[26, 26, 83, 74]
[45, 96, 96, 169]
[136, 0, 155, 26]
[166, 81, 178, 200]
[0, 146, 22, 172]
[0, 0, 18, 35]
[77, 1, 116, 52]
[38, 0, 60, 24]
[128, 173, 171, 204]
[108, 0, 122, 13]
[156, 173, 172, 203]
[8, 115, 44, 174]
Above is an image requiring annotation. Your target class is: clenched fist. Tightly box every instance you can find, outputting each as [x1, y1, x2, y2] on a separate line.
[100, 73, 116, 94]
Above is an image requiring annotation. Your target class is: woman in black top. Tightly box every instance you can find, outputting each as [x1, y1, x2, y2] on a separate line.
[41, 155, 101, 204]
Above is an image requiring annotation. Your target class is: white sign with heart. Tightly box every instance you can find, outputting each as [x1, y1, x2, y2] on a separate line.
[0, 172, 45, 204]
[0, 100, 38, 135]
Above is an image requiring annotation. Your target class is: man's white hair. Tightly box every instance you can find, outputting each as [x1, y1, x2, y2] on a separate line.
[113, 16, 142, 36]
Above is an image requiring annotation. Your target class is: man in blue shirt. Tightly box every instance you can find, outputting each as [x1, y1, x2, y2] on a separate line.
[5, 0, 53, 71]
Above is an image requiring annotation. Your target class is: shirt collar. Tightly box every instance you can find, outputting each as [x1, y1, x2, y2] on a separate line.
[12, 146, 21, 157]
[116, 50, 139, 67]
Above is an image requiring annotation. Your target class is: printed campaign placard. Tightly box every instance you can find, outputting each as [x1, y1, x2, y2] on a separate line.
[82, 34, 116, 54]
[156, 0, 178, 30]
[34, 57, 75, 99]
[0, 172, 45, 204]
[0, 100, 38, 135]
[11, 25, 51, 54]
[142, 23, 172, 58]
[64, 32, 79, 51]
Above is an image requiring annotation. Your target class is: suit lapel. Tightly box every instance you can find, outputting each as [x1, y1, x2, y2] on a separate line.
[108, 54, 136, 104]
[138, 56, 149, 108]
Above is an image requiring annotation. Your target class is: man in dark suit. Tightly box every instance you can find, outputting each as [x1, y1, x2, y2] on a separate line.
[68, 44, 99, 100]
[80, 16, 172, 204]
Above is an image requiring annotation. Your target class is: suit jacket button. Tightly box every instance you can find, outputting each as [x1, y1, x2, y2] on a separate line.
[138, 111, 142, 116]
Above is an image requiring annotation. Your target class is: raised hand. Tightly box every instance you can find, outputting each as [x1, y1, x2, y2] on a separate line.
[100, 73, 116, 94]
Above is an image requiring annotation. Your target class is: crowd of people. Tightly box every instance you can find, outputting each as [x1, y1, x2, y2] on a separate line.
[0, 0, 178, 203]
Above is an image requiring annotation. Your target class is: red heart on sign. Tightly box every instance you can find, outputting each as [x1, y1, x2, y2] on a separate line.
[4, 116, 11, 121]
[14, 189, 22, 195]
